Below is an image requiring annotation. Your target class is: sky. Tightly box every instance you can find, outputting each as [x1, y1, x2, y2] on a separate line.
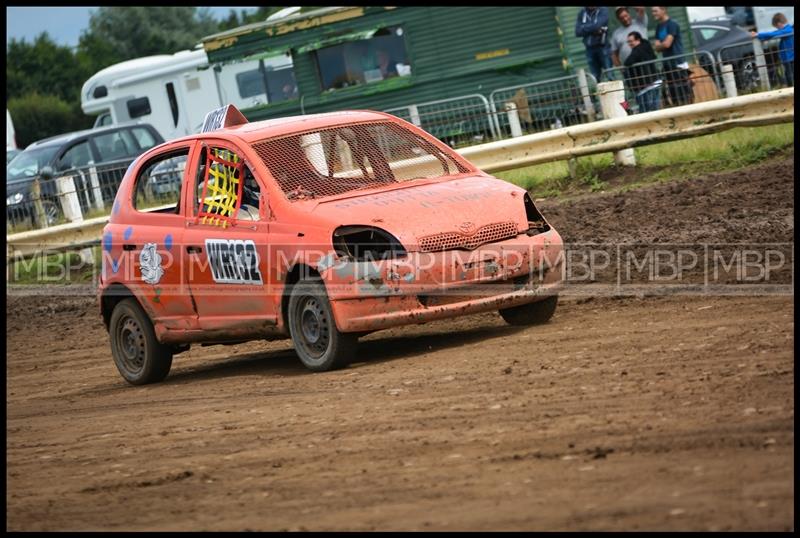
[6, 6, 259, 48]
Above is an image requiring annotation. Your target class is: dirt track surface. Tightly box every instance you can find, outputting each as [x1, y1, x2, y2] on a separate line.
[6, 153, 794, 531]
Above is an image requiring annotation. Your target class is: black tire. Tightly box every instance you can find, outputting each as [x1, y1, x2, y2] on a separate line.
[499, 295, 558, 326]
[287, 278, 357, 372]
[109, 298, 173, 385]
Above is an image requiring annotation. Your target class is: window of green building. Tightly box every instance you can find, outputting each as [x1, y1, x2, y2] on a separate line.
[315, 26, 412, 91]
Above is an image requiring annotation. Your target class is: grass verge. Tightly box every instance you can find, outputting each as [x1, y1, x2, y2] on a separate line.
[495, 123, 794, 197]
[8, 245, 102, 286]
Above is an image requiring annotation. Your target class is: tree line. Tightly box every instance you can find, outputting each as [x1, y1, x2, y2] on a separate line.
[7, 7, 284, 148]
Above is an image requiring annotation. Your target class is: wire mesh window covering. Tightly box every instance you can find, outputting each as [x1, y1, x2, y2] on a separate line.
[197, 148, 244, 228]
[250, 121, 470, 202]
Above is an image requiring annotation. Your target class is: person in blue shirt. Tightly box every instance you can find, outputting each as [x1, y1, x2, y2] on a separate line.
[575, 7, 612, 82]
[652, 6, 693, 106]
[751, 13, 794, 88]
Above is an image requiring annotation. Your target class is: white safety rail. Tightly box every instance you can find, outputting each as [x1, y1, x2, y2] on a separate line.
[459, 87, 793, 174]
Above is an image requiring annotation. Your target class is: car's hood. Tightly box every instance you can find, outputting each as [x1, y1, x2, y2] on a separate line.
[308, 176, 529, 250]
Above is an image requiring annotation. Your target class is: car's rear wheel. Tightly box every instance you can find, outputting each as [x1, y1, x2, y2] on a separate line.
[499, 295, 558, 326]
[109, 298, 173, 385]
[288, 279, 357, 371]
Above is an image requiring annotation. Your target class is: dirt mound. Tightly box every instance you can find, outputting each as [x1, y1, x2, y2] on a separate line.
[541, 152, 794, 245]
[539, 153, 794, 287]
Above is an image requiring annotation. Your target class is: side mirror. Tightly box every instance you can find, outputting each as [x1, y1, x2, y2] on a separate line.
[40, 166, 54, 179]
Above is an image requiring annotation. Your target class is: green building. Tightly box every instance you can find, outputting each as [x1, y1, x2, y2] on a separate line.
[201, 6, 694, 143]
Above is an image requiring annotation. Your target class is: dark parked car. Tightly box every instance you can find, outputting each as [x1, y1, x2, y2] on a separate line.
[6, 148, 21, 164]
[6, 122, 163, 228]
[692, 18, 781, 93]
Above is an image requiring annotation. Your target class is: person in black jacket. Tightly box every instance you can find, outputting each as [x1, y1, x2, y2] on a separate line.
[623, 31, 662, 113]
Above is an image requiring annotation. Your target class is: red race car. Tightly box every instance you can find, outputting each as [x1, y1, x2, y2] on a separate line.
[99, 105, 563, 384]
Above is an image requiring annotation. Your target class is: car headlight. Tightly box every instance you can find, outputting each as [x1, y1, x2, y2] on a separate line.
[332, 225, 407, 261]
[7, 192, 24, 205]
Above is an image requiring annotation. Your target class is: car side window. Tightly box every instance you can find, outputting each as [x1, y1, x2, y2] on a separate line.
[94, 131, 132, 162]
[131, 127, 158, 151]
[133, 149, 189, 213]
[118, 129, 139, 157]
[57, 141, 92, 171]
[194, 145, 260, 224]
[697, 27, 726, 44]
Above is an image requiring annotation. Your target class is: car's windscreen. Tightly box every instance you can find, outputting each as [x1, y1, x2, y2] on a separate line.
[7, 146, 60, 181]
[250, 121, 471, 202]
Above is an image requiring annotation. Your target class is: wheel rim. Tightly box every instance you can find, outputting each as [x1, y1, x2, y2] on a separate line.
[115, 315, 146, 375]
[296, 296, 330, 361]
[742, 61, 759, 90]
[44, 202, 59, 226]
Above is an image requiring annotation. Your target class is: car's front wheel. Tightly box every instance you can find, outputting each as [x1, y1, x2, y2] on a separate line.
[499, 295, 558, 326]
[109, 298, 173, 385]
[31, 200, 61, 228]
[288, 279, 358, 372]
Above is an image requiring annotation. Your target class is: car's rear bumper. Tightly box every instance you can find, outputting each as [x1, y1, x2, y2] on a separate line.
[327, 228, 564, 333]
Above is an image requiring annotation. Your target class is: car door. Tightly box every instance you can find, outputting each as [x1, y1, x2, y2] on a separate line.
[115, 143, 198, 330]
[53, 138, 103, 214]
[90, 129, 141, 205]
[182, 139, 277, 331]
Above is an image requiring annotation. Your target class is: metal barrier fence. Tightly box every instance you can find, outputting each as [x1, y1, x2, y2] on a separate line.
[7, 158, 134, 233]
[488, 72, 599, 139]
[382, 38, 792, 145]
[385, 71, 600, 146]
[598, 35, 795, 115]
[600, 50, 721, 114]
[716, 32, 795, 93]
[384, 94, 497, 148]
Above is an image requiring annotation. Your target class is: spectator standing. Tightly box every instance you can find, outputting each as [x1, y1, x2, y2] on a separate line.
[652, 6, 693, 106]
[575, 6, 612, 81]
[610, 6, 648, 67]
[751, 13, 794, 87]
[623, 31, 662, 113]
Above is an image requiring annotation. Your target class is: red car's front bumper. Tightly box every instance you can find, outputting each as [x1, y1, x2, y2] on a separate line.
[326, 228, 564, 332]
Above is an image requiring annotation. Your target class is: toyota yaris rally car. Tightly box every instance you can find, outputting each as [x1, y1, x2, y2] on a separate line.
[99, 105, 563, 384]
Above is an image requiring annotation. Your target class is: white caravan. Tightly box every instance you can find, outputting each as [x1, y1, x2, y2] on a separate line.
[81, 47, 296, 141]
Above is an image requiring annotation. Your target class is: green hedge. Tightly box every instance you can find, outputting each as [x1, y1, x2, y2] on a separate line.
[8, 94, 93, 148]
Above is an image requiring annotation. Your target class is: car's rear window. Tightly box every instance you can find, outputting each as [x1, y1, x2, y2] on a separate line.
[250, 121, 471, 201]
